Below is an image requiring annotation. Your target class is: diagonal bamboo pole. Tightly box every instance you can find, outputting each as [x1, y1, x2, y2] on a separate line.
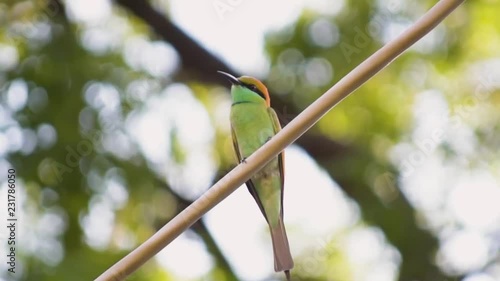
[96, 0, 465, 280]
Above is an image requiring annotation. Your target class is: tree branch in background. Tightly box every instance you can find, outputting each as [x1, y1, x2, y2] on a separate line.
[115, 0, 349, 159]
[116, 0, 231, 84]
[158, 181, 239, 281]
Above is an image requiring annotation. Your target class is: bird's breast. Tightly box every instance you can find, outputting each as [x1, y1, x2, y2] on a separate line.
[231, 103, 275, 158]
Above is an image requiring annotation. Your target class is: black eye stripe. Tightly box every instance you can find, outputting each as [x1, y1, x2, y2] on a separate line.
[242, 83, 266, 99]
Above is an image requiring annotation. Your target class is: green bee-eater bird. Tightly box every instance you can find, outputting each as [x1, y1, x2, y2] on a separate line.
[218, 71, 294, 280]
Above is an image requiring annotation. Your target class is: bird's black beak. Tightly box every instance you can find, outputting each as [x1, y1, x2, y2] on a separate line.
[217, 71, 241, 86]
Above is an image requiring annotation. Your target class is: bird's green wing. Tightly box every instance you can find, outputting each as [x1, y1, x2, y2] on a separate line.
[230, 125, 243, 162]
[267, 107, 285, 217]
[231, 125, 269, 222]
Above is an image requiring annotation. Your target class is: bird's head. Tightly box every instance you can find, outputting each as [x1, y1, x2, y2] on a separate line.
[218, 71, 270, 107]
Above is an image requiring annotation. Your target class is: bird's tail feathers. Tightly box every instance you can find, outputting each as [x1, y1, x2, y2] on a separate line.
[270, 218, 294, 273]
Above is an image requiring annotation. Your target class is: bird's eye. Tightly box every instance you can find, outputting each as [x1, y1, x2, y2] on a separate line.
[248, 85, 257, 91]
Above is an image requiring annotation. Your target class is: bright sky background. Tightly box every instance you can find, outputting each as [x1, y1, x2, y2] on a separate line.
[169, 0, 344, 75]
